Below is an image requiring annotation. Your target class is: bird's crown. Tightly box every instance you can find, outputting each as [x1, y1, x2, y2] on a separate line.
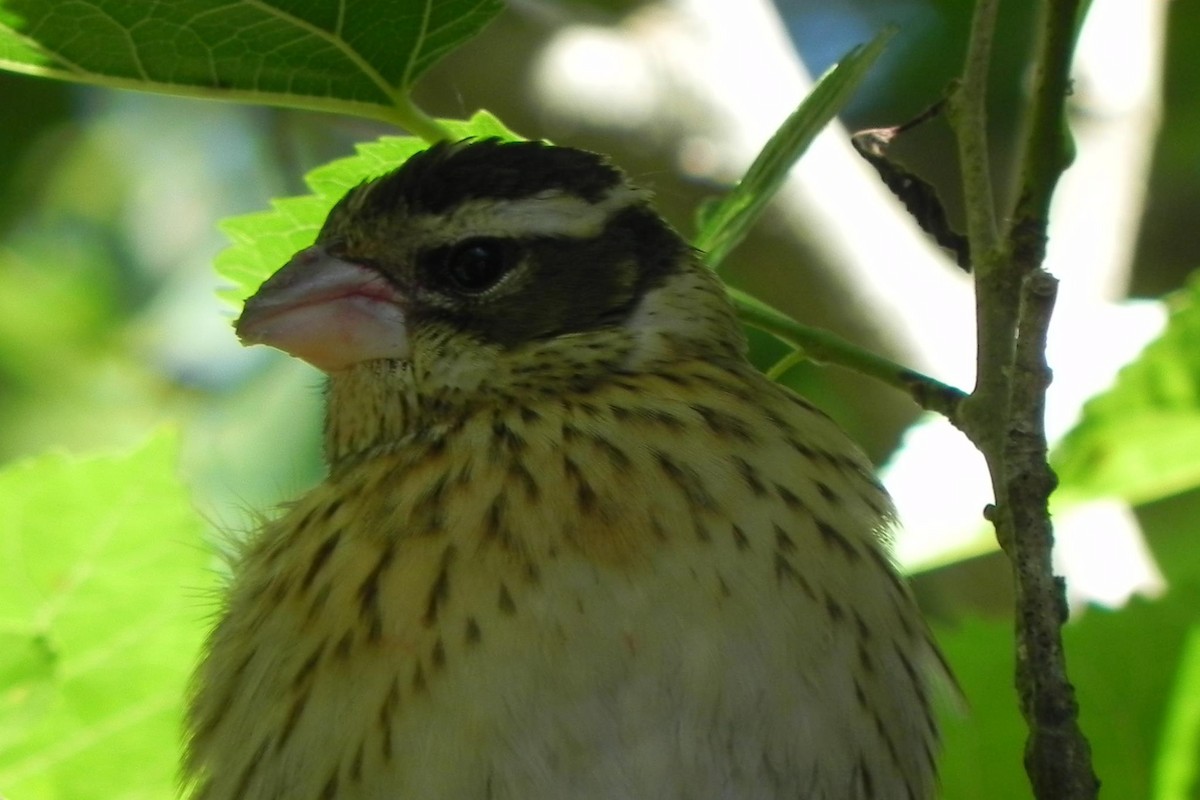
[331, 138, 631, 222]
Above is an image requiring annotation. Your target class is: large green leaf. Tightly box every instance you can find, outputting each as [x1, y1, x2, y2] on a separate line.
[936, 583, 1200, 799]
[935, 495, 1200, 800]
[216, 111, 522, 304]
[0, 0, 502, 134]
[0, 432, 214, 800]
[1152, 626, 1200, 800]
[1055, 274, 1200, 505]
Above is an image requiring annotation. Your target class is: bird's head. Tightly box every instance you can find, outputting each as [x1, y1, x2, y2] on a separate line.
[235, 139, 743, 459]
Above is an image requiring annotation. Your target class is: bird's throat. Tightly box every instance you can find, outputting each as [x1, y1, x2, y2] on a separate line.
[323, 360, 420, 469]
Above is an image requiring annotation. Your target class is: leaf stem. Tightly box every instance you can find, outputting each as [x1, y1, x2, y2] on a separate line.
[390, 95, 454, 142]
[728, 287, 966, 418]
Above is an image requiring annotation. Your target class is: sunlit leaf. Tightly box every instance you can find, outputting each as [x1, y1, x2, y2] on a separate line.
[1153, 625, 1200, 800]
[0, 431, 214, 800]
[215, 111, 523, 304]
[1056, 273, 1200, 505]
[935, 617, 1029, 800]
[937, 577, 1200, 800]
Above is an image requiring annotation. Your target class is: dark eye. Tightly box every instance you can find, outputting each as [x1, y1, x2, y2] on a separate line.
[442, 238, 514, 294]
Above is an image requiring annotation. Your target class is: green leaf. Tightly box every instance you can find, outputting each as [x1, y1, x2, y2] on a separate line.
[0, 0, 503, 137]
[1154, 625, 1200, 800]
[1055, 274, 1200, 505]
[1065, 594, 1200, 800]
[693, 26, 894, 269]
[0, 432, 215, 800]
[215, 111, 523, 304]
[937, 580, 1200, 800]
[935, 617, 1029, 800]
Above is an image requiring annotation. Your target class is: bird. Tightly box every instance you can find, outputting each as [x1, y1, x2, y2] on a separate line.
[186, 138, 946, 800]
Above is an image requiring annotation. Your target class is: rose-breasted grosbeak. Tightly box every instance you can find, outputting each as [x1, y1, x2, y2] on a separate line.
[187, 139, 945, 799]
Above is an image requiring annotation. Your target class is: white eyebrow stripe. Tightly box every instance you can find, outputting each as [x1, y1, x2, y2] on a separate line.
[410, 185, 650, 243]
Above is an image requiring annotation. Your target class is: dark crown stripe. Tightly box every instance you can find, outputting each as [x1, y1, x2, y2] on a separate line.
[357, 139, 627, 219]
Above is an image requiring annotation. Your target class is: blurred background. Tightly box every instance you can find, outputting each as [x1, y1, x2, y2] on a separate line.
[1, 0, 1197, 796]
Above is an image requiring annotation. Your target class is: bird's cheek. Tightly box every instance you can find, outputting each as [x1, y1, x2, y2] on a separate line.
[235, 246, 411, 373]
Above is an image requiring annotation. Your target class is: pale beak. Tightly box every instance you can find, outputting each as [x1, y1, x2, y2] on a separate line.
[235, 246, 410, 373]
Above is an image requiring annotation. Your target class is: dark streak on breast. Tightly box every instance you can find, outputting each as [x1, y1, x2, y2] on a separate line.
[379, 676, 401, 751]
[731, 523, 751, 551]
[815, 517, 860, 561]
[563, 454, 598, 515]
[431, 636, 446, 669]
[411, 662, 427, 694]
[350, 739, 365, 783]
[774, 552, 815, 599]
[411, 474, 448, 535]
[894, 641, 930, 707]
[334, 629, 354, 659]
[775, 482, 805, 511]
[508, 459, 541, 500]
[305, 582, 332, 621]
[654, 450, 716, 511]
[732, 456, 768, 496]
[275, 692, 309, 752]
[358, 543, 397, 643]
[774, 523, 796, 553]
[320, 771, 339, 799]
[292, 640, 327, 688]
[591, 433, 632, 470]
[231, 739, 268, 800]
[498, 582, 516, 615]
[823, 591, 845, 622]
[422, 544, 457, 627]
[690, 403, 755, 441]
[302, 534, 340, 592]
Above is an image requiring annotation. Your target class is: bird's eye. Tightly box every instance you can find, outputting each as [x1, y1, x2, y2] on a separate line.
[442, 238, 514, 294]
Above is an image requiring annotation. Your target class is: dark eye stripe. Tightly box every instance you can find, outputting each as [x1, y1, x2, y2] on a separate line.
[411, 204, 688, 349]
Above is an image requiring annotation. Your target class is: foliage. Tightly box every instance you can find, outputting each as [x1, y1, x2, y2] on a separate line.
[1055, 274, 1200, 506]
[0, 0, 502, 136]
[0, 432, 214, 799]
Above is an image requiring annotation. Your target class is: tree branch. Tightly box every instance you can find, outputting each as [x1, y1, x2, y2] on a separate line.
[949, 0, 1100, 797]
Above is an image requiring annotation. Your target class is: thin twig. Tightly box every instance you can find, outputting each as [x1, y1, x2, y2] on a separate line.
[1009, 0, 1084, 265]
[951, 0, 1001, 260]
[952, 0, 1017, 442]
